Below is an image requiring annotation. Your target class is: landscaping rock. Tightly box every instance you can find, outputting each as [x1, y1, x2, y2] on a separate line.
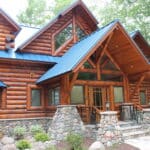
[1, 136, 14, 145]
[89, 141, 105, 150]
[32, 141, 46, 150]
[2, 144, 16, 150]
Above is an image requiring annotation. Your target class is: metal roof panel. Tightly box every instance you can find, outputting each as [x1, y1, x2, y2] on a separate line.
[37, 20, 117, 83]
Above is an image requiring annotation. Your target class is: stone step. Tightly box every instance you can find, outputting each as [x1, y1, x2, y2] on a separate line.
[118, 121, 136, 127]
[123, 130, 149, 140]
[119, 125, 142, 133]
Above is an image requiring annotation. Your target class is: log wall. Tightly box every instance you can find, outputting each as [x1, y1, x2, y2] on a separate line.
[0, 14, 16, 50]
[129, 81, 150, 107]
[0, 60, 52, 119]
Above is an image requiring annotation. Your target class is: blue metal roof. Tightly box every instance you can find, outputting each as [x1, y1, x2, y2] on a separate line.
[37, 20, 118, 84]
[0, 81, 7, 88]
[0, 49, 60, 64]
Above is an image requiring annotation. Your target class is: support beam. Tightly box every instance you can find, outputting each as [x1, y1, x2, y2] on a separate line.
[88, 58, 96, 68]
[96, 32, 114, 64]
[123, 75, 129, 102]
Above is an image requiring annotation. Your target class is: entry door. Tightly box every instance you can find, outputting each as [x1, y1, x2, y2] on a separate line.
[88, 86, 110, 111]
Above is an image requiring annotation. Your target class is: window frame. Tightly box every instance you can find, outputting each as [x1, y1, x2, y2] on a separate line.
[27, 85, 44, 110]
[70, 85, 85, 104]
[46, 87, 60, 107]
[114, 86, 124, 103]
[140, 89, 148, 106]
[52, 20, 73, 54]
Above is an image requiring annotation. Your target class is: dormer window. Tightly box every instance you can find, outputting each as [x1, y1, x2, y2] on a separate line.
[55, 23, 73, 50]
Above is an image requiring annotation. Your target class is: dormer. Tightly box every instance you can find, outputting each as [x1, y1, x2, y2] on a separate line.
[17, 0, 98, 56]
[0, 8, 20, 50]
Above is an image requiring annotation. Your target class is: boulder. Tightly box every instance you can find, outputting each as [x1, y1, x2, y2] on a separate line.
[2, 144, 16, 150]
[89, 141, 105, 150]
[1, 136, 14, 145]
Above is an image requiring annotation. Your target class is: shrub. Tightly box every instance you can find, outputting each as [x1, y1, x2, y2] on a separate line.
[66, 133, 83, 150]
[34, 132, 49, 142]
[30, 125, 44, 135]
[13, 126, 26, 140]
[16, 139, 31, 150]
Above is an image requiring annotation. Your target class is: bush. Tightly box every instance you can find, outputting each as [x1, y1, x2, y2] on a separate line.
[34, 132, 49, 142]
[30, 125, 44, 135]
[16, 139, 31, 150]
[66, 133, 83, 150]
[13, 126, 26, 140]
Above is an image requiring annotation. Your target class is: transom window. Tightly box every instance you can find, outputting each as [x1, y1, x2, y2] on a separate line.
[48, 87, 60, 105]
[114, 87, 124, 103]
[71, 85, 84, 104]
[55, 24, 73, 50]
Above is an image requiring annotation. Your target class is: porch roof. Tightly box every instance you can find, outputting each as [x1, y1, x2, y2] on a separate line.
[36, 20, 118, 84]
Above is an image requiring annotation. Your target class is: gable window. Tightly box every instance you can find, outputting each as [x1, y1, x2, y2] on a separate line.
[55, 24, 73, 50]
[76, 25, 86, 40]
[140, 90, 147, 105]
[71, 85, 84, 104]
[114, 87, 124, 103]
[48, 87, 60, 106]
[27, 85, 44, 110]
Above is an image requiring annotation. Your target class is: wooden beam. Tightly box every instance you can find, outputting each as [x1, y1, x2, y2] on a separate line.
[130, 74, 145, 100]
[105, 50, 121, 71]
[96, 32, 114, 63]
[69, 71, 79, 91]
[73, 10, 77, 43]
[88, 58, 96, 68]
[123, 75, 129, 103]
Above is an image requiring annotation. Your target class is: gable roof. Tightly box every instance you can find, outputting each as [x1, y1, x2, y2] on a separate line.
[0, 8, 21, 33]
[17, 0, 98, 51]
[36, 20, 117, 84]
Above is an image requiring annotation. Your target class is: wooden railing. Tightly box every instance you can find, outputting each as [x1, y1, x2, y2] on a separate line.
[76, 105, 101, 124]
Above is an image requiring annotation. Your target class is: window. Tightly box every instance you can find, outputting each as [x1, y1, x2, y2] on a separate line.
[31, 89, 41, 106]
[76, 25, 86, 40]
[140, 90, 147, 105]
[27, 85, 44, 110]
[77, 72, 97, 80]
[114, 87, 124, 103]
[48, 87, 60, 106]
[71, 86, 84, 104]
[55, 24, 72, 50]
[0, 89, 2, 108]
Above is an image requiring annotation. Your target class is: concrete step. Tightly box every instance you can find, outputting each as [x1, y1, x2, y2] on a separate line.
[123, 130, 149, 140]
[119, 125, 142, 133]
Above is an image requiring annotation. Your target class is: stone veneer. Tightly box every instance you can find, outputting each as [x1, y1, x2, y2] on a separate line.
[97, 111, 123, 146]
[48, 105, 85, 141]
[0, 117, 52, 136]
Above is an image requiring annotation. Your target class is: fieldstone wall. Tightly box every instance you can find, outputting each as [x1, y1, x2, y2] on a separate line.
[48, 105, 85, 142]
[97, 111, 123, 146]
[0, 117, 52, 136]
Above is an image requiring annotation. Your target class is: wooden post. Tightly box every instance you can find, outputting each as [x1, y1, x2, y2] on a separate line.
[123, 75, 129, 103]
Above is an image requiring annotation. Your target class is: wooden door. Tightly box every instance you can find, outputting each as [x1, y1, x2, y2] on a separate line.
[88, 86, 110, 111]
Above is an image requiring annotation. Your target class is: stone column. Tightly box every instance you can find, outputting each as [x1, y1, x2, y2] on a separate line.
[97, 111, 123, 146]
[48, 105, 85, 142]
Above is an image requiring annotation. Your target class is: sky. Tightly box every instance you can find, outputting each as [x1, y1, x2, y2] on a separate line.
[0, 0, 109, 22]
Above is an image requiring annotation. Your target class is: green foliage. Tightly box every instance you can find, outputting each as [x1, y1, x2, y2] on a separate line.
[34, 132, 49, 142]
[66, 133, 83, 150]
[17, 0, 50, 27]
[16, 139, 31, 150]
[13, 126, 26, 140]
[90, 0, 150, 43]
[30, 125, 44, 135]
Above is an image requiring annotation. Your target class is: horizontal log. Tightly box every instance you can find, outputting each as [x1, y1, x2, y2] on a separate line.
[6, 95, 26, 100]
[0, 77, 36, 82]
[27, 45, 51, 51]
[7, 105, 26, 109]
[22, 49, 51, 55]
[30, 42, 51, 47]
[0, 46, 6, 50]
[0, 24, 14, 31]
[7, 100, 26, 105]
[7, 87, 27, 91]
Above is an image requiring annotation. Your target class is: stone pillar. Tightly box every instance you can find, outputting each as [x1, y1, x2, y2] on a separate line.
[97, 111, 123, 146]
[48, 105, 85, 142]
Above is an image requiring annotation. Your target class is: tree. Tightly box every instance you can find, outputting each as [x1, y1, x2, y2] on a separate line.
[17, 0, 51, 27]
[90, 0, 150, 43]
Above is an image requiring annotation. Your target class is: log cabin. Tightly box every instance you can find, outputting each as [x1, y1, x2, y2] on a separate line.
[0, 0, 149, 123]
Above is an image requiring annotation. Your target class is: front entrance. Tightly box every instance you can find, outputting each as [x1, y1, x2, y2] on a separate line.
[88, 86, 110, 111]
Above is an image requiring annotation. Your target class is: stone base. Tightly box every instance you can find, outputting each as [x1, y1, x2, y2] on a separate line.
[0, 117, 52, 136]
[48, 105, 85, 142]
[97, 111, 123, 146]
